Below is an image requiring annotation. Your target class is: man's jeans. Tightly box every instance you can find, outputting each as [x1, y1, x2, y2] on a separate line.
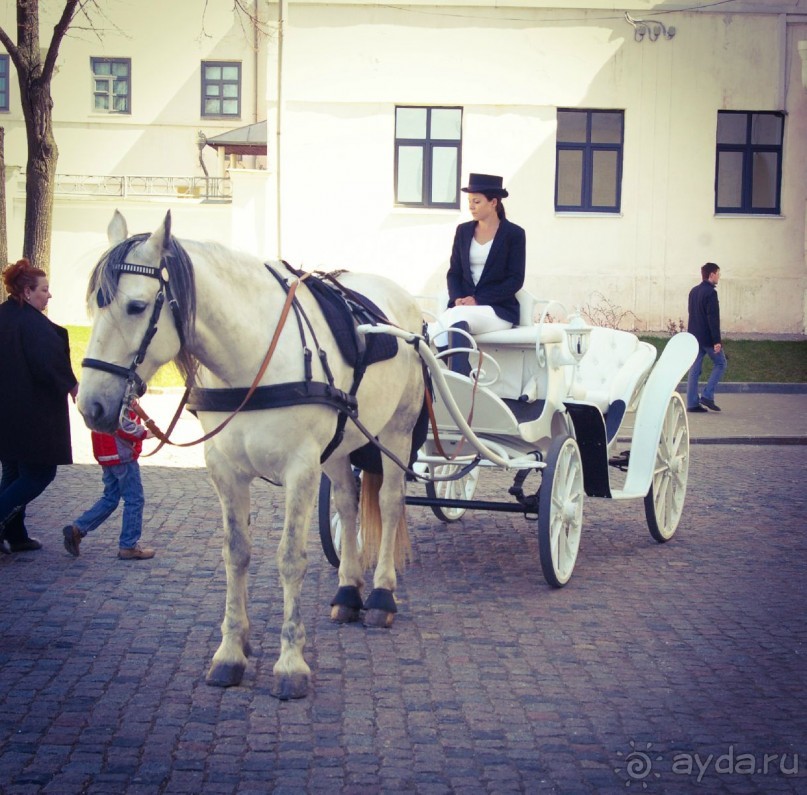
[687, 345, 728, 408]
[75, 462, 145, 549]
[0, 460, 57, 544]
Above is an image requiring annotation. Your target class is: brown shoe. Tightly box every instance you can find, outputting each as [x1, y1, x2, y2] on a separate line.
[118, 544, 155, 560]
[63, 525, 82, 557]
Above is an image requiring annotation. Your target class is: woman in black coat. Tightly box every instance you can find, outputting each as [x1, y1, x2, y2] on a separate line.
[432, 173, 526, 374]
[0, 259, 78, 553]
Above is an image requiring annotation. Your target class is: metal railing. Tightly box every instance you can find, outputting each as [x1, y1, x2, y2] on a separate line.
[43, 174, 232, 201]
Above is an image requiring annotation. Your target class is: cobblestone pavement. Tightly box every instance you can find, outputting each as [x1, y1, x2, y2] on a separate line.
[1, 403, 806, 793]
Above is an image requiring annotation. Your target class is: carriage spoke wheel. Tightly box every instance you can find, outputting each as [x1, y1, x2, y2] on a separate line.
[318, 472, 362, 568]
[644, 392, 690, 542]
[538, 434, 584, 587]
[425, 463, 481, 522]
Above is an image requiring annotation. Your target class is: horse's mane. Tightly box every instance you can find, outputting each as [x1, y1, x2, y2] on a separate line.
[86, 233, 197, 382]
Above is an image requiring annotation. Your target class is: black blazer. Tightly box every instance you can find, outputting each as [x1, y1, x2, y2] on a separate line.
[0, 299, 77, 465]
[446, 218, 526, 325]
[687, 280, 721, 347]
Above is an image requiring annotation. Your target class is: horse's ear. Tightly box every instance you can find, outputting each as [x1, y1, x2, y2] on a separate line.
[108, 210, 128, 245]
[163, 210, 172, 245]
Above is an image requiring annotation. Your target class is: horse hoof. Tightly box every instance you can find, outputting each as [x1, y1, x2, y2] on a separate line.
[330, 604, 361, 623]
[364, 609, 395, 628]
[271, 673, 309, 700]
[205, 660, 246, 688]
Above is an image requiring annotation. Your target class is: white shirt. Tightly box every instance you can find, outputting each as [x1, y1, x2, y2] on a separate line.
[469, 238, 493, 285]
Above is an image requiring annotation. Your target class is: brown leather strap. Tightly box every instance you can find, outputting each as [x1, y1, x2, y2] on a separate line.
[135, 278, 301, 451]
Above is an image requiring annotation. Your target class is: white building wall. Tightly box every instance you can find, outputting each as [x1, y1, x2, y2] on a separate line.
[266, 4, 807, 333]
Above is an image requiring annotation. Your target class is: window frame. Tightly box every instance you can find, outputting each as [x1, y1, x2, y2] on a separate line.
[394, 105, 462, 210]
[714, 110, 784, 215]
[201, 61, 242, 118]
[555, 108, 624, 214]
[0, 55, 9, 112]
[90, 57, 131, 115]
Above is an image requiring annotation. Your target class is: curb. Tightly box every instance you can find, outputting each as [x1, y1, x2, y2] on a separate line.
[676, 382, 807, 394]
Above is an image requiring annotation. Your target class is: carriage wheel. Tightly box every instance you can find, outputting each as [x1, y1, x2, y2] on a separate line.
[317, 471, 362, 568]
[644, 392, 689, 543]
[424, 463, 481, 522]
[538, 434, 584, 588]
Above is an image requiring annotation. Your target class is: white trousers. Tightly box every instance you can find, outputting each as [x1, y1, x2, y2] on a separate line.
[428, 305, 512, 347]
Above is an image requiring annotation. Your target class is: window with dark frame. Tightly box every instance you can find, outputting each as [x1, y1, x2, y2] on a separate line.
[0, 55, 9, 112]
[715, 110, 784, 215]
[202, 62, 241, 117]
[555, 109, 624, 213]
[395, 106, 462, 208]
[91, 57, 131, 114]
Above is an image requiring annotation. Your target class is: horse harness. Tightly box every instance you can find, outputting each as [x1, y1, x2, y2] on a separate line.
[82, 251, 401, 464]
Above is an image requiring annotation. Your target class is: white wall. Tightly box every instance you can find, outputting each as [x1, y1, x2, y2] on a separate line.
[263, 4, 807, 333]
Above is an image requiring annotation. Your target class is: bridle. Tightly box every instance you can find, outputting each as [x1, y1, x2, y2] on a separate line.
[82, 257, 185, 430]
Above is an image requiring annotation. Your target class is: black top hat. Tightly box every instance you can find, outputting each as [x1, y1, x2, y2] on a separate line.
[461, 173, 509, 198]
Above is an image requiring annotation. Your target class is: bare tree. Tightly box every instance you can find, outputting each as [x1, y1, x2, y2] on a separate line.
[0, 1, 91, 273]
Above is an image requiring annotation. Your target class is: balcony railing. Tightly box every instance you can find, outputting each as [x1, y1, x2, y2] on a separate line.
[43, 174, 232, 201]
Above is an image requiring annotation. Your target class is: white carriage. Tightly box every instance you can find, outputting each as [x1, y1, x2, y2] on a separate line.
[321, 291, 698, 588]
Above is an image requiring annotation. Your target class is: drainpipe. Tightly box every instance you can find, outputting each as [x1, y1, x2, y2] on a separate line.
[275, 0, 287, 260]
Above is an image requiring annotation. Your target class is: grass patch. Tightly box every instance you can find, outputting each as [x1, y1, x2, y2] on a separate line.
[641, 337, 807, 383]
[68, 325, 184, 389]
[67, 326, 806, 389]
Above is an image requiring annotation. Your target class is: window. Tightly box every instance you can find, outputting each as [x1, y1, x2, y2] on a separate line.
[91, 58, 131, 113]
[395, 106, 462, 208]
[0, 55, 9, 112]
[715, 111, 784, 214]
[555, 109, 624, 213]
[202, 62, 241, 117]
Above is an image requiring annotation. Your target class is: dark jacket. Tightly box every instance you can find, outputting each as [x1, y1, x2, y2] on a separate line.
[446, 218, 526, 325]
[687, 280, 721, 348]
[0, 298, 78, 465]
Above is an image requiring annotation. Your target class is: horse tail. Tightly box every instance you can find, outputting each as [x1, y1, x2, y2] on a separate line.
[359, 471, 411, 570]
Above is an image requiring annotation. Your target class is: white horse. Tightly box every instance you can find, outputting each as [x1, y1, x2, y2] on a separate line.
[78, 211, 426, 699]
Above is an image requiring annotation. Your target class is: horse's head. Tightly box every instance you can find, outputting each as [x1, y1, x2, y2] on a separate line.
[78, 210, 195, 433]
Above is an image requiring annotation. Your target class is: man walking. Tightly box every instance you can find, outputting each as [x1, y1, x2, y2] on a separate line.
[687, 262, 727, 413]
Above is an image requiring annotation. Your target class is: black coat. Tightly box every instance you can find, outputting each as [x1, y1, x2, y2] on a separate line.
[687, 280, 721, 347]
[0, 298, 78, 465]
[446, 218, 526, 325]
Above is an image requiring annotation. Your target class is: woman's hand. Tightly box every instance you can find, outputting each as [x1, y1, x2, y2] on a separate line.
[455, 296, 478, 307]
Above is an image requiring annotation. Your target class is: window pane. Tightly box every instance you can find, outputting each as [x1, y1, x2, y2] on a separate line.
[430, 109, 461, 141]
[397, 146, 423, 202]
[590, 113, 622, 144]
[591, 150, 618, 206]
[113, 95, 128, 112]
[113, 81, 128, 96]
[751, 113, 782, 145]
[222, 99, 238, 115]
[207, 85, 221, 98]
[557, 111, 587, 144]
[205, 99, 220, 114]
[556, 149, 583, 206]
[112, 62, 128, 76]
[223, 84, 238, 98]
[751, 151, 778, 208]
[94, 79, 107, 92]
[94, 61, 111, 76]
[222, 66, 239, 80]
[716, 150, 743, 207]
[717, 113, 746, 145]
[431, 146, 458, 203]
[396, 108, 427, 139]
[94, 94, 109, 111]
[205, 66, 222, 80]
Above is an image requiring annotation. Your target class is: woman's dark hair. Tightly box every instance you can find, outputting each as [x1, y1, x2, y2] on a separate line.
[481, 192, 506, 220]
[2, 259, 47, 304]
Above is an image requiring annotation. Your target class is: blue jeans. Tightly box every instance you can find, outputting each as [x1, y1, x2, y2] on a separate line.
[74, 462, 145, 549]
[687, 345, 728, 408]
[0, 460, 57, 544]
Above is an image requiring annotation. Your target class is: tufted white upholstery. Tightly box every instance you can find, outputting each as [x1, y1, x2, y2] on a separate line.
[572, 327, 657, 413]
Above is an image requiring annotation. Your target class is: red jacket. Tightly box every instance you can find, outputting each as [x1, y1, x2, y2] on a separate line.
[91, 412, 148, 466]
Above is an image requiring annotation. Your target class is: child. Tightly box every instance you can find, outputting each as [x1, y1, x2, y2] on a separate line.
[63, 405, 155, 560]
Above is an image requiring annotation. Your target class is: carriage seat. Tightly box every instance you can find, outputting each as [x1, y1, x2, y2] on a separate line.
[568, 328, 657, 441]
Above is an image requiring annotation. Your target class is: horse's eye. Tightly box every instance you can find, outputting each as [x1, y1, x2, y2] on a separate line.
[127, 300, 148, 316]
